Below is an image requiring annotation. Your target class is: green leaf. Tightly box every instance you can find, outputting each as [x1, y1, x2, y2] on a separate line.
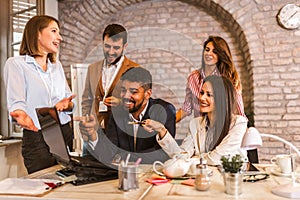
[220, 154, 243, 173]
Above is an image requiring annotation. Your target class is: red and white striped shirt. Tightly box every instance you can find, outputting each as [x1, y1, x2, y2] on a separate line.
[182, 67, 245, 117]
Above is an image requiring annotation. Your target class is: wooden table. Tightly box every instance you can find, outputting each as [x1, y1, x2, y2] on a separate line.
[0, 164, 296, 200]
[143, 164, 294, 200]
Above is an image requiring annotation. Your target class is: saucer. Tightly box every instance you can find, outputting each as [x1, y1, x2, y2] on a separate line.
[270, 167, 291, 177]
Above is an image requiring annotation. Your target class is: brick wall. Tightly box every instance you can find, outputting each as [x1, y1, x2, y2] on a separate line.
[58, 0, 300, 163]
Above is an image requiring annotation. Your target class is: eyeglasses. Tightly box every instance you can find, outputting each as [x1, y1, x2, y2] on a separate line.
[243, 173, 269, 182]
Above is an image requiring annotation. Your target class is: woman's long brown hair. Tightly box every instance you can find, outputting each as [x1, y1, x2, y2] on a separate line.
[19, 15, 60, 63]
[202, 75, 237, 150]
[202, 36, 241, 91]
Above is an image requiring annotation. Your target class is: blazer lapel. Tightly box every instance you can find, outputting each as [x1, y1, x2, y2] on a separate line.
[121, 114, 135, 152]
[107, 56, 134, 95]
[95, 60, 105, 98]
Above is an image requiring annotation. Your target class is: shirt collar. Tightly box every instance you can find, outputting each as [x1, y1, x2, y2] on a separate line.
[25, 55, 53, 70]
[129, 100, 149, 122]
[200, 67, 220, 78]
[105, 55, 124, 68]
[25, 55, 35, 63]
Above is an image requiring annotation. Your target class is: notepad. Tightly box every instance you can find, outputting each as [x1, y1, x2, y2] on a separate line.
[0, 178, 62, 196]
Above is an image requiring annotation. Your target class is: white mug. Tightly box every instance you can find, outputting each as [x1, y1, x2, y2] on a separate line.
[152, 154, 192, 178]
[271, 154, 292, 174]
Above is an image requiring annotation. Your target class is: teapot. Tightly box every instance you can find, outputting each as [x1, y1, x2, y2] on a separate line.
[152, 154, 193, 178]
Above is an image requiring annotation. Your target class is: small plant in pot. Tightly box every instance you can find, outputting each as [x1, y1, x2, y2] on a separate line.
[220, 154, 244, 195]
[220, 154, 244, 173]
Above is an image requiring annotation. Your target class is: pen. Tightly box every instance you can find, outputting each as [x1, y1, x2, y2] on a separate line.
[128, 121, 145, 125]
[135, 158, 142, 166]
[44, 181, 63, 189]
[85, 114, 90, 122]
[125, 154, 131, 166]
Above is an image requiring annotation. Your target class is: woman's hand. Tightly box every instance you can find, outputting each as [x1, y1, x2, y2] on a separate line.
[10, 110, 38, 132]
[142, 119, 168, 139]
[55, 94, 76, 111]
[73, 114, 97, 142]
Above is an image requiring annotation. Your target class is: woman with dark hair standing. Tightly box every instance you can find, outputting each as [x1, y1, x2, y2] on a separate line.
[4, 15, 75, 173]
[144, 76, 248, 165]
[176, 36, 244, 123]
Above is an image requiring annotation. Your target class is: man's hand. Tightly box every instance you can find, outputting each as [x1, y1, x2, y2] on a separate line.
[73, 114, 97, 142]
[55, 94, 76, 111]
[10, 110, 38, 132]
[103, 96, 121, 107]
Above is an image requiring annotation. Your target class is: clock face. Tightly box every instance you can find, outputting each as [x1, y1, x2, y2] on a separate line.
[277, 4, 300, 30]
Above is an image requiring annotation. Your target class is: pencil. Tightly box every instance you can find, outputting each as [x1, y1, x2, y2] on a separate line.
[128, 121, 145, 125]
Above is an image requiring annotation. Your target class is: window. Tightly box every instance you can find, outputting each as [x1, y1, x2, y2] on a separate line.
[11, 0, 44, 57]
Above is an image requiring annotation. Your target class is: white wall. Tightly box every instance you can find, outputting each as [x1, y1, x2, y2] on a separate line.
[0, 140, 27, 180]
[45, 0, 58, 18]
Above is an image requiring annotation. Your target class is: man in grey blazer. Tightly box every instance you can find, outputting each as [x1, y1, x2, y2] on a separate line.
[81, 24, 139, 132]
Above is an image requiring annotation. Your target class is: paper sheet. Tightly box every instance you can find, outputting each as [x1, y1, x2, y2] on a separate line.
[0, 178, 61, 196]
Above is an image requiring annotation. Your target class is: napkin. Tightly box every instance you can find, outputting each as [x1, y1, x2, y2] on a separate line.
[146, 174, 170, 185]
[181, 178, 195, 186]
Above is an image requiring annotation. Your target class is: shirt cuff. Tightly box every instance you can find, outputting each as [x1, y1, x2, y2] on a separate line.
[88, 134, 98, 150]
[156, 131, 174, 147]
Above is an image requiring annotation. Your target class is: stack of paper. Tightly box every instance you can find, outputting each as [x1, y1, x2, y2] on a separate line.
[0, 178, 62, 196]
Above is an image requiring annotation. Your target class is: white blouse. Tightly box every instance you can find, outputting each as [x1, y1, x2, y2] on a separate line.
[157, 115, 248, 165]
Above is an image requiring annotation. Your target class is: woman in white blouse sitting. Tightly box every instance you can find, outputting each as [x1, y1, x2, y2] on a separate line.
[143, 75, 248, 165]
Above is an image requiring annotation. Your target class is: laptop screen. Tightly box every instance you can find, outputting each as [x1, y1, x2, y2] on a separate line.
[36, 107, 70, 164]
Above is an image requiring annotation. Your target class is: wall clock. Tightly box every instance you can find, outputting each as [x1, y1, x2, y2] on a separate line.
[277, 4, 300, 30]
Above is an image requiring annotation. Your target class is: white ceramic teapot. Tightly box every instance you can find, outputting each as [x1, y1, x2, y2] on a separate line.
[153, 154, 193, 178]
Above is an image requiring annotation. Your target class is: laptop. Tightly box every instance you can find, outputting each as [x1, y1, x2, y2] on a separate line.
[36, 107, 118, 185]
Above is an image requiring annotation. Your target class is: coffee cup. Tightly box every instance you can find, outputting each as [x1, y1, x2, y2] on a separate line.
[271, 154, 292, 174]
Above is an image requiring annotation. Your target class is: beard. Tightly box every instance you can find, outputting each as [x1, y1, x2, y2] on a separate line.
[104, 50, 124, 65]
[122, 98, 145, 114]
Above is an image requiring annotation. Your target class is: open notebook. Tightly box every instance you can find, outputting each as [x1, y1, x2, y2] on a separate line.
[36, 107, 118, 185]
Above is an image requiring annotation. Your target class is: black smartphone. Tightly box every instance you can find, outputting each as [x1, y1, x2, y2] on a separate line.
[247, 162, 260, 171]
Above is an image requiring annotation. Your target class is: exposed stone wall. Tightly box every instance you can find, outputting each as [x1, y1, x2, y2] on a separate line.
[58, 0, 300, 163]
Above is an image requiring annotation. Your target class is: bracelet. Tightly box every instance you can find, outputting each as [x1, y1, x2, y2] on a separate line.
[158, 127, 168, 139]
[158, 126, 166, 133]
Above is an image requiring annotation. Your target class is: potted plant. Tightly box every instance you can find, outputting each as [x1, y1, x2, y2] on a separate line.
[220, 154, 244, 195]
[221, 154, 244, 173]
